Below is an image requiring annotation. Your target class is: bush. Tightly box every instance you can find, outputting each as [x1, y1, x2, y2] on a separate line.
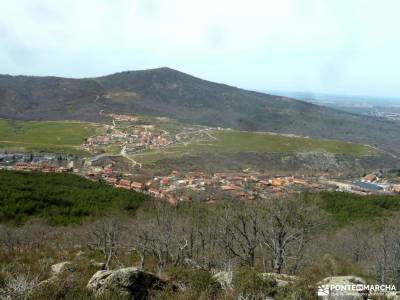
[29, 258, 99, 300]
[162, 266, 221, 300]
[0, 273, 38, 300]
[232, 267, 277, 300]
[275, 278, 317, 300]
[301, 254, 369, 282]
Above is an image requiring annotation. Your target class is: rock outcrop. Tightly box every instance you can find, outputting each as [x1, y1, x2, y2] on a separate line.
[261, 273, 298, 287]
[37, 261, 76, 290]
[50, 261, 75, 277]
[212, 271, 298, 290]
[213, 271, 233, 289]
[87, 267, 167, 299]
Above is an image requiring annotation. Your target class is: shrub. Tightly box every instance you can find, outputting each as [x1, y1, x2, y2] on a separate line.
[275, 278, 317, 300]
[0, 273, 38, 300]
[232, 267, 277, 300]
[163, 266, 221, 300]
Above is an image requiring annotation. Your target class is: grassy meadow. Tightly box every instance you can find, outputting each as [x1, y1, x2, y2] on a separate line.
[0, 119, 97, 154]
[132, 129, 378, 164]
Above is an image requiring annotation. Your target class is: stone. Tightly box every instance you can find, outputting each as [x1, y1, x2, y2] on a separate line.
[87, 267, 167, 299]
[213, 271, 233, 289]
[261, 273, 298, 287]
[89, 259, 105, 269]
[50, 261, 74, 277]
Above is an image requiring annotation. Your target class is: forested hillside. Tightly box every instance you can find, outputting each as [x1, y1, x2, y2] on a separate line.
[0, 170, 149, 225]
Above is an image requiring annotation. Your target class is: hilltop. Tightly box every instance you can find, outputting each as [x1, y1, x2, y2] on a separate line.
[1, 67, 400, 155]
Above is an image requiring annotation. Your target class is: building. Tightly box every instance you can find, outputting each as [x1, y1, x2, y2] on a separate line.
[106, 177, 118, 185]
[221, 185, 241, 191]
[131, 182, 144, 190]
[270, 179, 286, 187]
[363, 173, 377, 182]
[393, 185, 400, 194]
[148, 188, 162, 197]
[14, 163, 30, 170]
[104, 167, 113, 174]
[352, 181, 383, 192]
[118, 179, 131, 189]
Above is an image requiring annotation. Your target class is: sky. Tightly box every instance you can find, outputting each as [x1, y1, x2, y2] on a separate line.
[1, 0, 400, 98]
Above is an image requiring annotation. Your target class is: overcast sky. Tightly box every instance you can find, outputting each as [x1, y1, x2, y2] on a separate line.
[1, 0, 400, 98]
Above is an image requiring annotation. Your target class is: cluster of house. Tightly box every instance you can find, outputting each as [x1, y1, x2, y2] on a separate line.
[356, 172, 400, 194]
[322, 172, 400, 195]
[84, 166, 400, 203]
[385, 113, 400, 122]
[87, 168, 327, 203]
[124, 127, 171, 153]
[3, 149, 400, 202]
[107, 113, 138, 122]
[372, 110, 400, 122]
[81, 125, 173, 155]
[0, 153, 76, 173]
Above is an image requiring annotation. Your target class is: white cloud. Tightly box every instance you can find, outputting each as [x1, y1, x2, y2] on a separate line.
[0, 0, 400, 96]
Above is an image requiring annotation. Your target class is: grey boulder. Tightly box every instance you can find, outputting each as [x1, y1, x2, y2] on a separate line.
[87, 267, 167, 299]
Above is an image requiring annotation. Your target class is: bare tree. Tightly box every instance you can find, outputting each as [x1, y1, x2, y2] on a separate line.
[87, 218, 125, 270]
[258, 196, 322, 274]
[217, 203, 261, 268]
[182, 205, 222, 270]
[130, 202, 185, 276]
[127, 220, 149, 270]
[368, 217, 400, 288]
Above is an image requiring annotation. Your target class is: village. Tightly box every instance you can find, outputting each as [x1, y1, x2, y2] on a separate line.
[82, 167, 400, 203]
[80, 122, 173, 155]
[80, 113, 214, 157]
[1, 151, 400, 205]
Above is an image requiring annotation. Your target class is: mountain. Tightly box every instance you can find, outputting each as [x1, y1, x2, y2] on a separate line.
[1, 67, 400, 155]
[0, 75, 104, 122]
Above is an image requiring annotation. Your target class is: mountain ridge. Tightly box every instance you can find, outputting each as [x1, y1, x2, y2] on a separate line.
[0, 67, 399, 155]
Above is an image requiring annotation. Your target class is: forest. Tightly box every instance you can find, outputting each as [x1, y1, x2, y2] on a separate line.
[0, 170, 149, 225]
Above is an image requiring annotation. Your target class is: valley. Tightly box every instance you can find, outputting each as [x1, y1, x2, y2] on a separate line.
[84, 113, 379, 168]
[1, 113, 399, 206]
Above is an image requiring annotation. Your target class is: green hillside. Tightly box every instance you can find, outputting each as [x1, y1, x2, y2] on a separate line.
[315, 191, 400, 225]
[0, 170, 149, 225]
[211, 131, 376, 155]
[132, 129, 377, 164]
[0, 119, 96, 153]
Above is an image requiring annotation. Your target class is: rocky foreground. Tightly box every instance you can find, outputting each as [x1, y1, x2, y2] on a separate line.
[11, 261, 397, 300]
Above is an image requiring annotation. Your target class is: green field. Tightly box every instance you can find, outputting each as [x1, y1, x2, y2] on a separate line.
[132, 130, 378, 164]
[0, 119, 97, 154]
